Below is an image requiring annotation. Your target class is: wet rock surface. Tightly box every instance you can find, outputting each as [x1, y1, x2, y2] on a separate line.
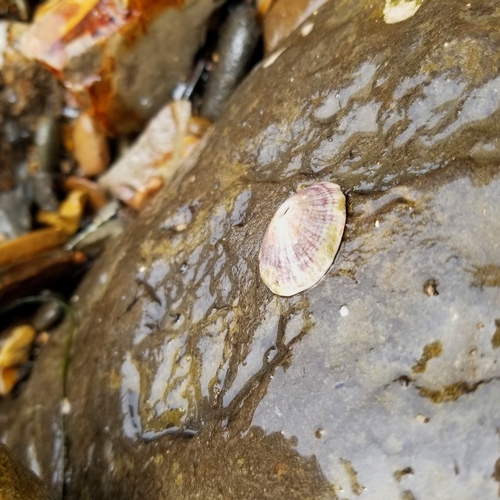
[0, 442, 51, 500]
[1, 0, 500, 498]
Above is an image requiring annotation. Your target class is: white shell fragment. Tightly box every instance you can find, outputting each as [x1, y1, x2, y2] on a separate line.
[383, 0, 423, 24]
[259, 182, 346, 296]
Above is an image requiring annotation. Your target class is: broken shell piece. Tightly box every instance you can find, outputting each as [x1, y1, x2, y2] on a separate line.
[383, 0, 423, 24]
[0, 366, 20, 396]
[37, 190, 88, 236]
[99, 100, 206, 210]
[0, 325, 36, 368]
[63, 176, 108, 211]
[72, 112, 110, 177]
[259, 182, 346, 296]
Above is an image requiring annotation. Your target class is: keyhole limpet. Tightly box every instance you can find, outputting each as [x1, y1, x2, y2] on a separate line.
[259, 182, 346, 296]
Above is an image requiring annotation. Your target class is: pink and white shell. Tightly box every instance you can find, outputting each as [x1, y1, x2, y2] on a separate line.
[258, 182, 346, 296]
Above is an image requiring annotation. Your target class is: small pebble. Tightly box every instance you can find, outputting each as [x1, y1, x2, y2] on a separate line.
[416, 414, 430, 424]
[35, 332, 50, 346]
[301, 22, 314, 36]
[61, 397, 71, 415]
[32, 299, 64, 331]
[340, 305, 349, 317]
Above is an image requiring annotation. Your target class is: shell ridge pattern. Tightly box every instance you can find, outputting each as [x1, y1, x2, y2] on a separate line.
[259, 182, 346, 296]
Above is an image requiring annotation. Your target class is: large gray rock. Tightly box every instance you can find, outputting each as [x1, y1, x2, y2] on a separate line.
[1, 0, 500, 498]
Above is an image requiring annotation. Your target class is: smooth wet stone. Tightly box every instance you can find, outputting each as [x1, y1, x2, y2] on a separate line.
[32, 298, 64, 332]
[1, 0, 500, 498]
[200, 3, 261, 121]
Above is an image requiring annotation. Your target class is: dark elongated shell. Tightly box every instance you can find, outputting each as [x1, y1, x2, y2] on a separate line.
[259, 182, 346, 296]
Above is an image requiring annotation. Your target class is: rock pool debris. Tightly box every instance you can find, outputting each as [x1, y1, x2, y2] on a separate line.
[20, 0, 223, 135]
[259, 182, 346, 296]
[99, 100, 208, 210]
[65, 200, 120, 252]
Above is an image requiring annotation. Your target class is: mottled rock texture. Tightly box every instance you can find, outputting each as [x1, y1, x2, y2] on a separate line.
[0, 442, 50, 500]
[1, 0, 500, 498]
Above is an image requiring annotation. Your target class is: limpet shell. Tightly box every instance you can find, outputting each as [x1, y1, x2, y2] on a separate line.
[259, 182, 346, 296]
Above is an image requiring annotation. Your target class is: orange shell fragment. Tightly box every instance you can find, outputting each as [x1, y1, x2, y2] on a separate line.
[0, 325, 36, 368]
[0, 228, 68, 268]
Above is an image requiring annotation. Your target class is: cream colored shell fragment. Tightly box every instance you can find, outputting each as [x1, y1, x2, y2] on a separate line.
[383, 0, 423, 24]
[259, 182, 346, 296]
